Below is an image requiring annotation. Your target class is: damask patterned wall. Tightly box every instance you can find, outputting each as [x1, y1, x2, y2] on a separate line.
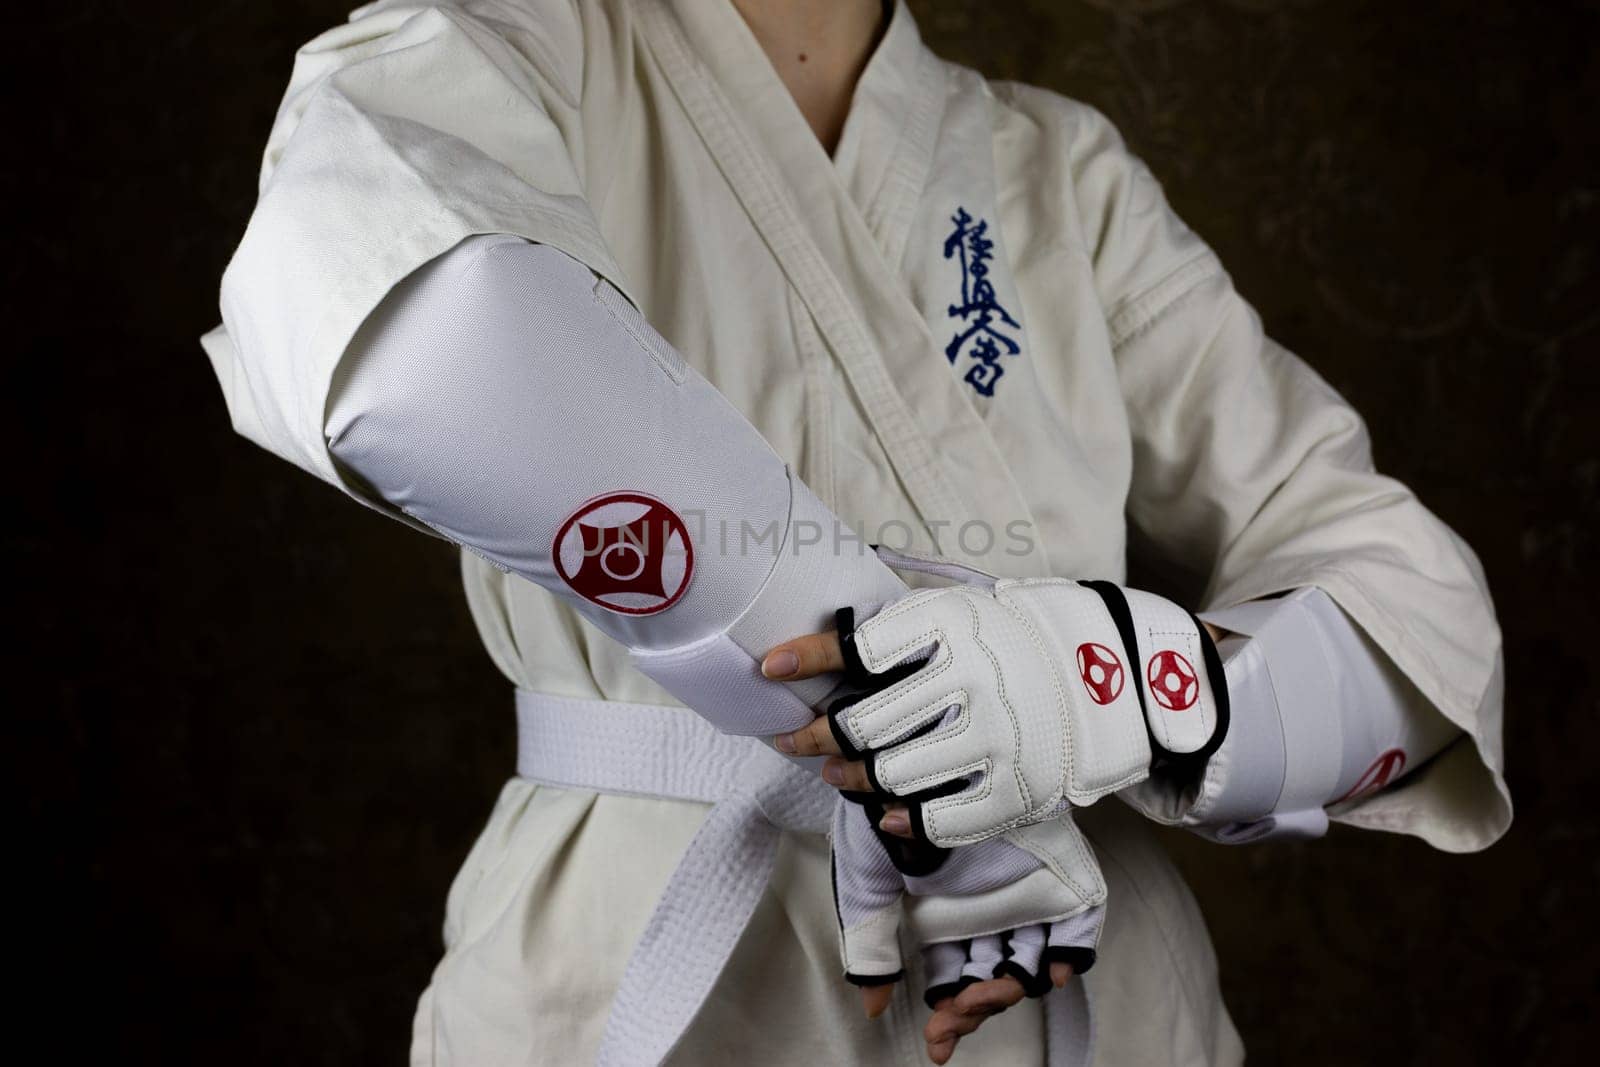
[13, 0, 1594, 1063]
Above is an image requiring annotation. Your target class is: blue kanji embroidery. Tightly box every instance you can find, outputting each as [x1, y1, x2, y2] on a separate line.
[943, 207, 1020, 397]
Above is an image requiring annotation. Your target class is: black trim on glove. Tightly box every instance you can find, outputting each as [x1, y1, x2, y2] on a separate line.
[1185, 608, 1231, 764]
[989, 930, 1052, 998]
[1077, 579, 1152, 717]
[830, 846, 909, 986]
[1041, 944, 1097, 976]
[829, 606, 926, 760]
[835, 606, 875, 687]
[864, 792, 949, 877]
[922, 975, 979, 1009]
[993, 959, 1055, 998]
[844, 969, 906, 987]
[1077, 580, 1230, 772]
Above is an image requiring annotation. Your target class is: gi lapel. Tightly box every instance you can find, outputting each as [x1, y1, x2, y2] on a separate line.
[639, 0, 1050, 577]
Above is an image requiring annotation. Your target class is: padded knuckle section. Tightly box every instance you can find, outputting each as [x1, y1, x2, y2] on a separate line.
[874, 709, 976, 792]
[847, 640, 962, 747]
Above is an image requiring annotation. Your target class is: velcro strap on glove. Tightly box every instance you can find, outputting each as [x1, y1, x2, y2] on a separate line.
[1069, 580, 1230, 765]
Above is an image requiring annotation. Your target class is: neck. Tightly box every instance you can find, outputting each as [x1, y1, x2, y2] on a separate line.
[731, 0, 888, 155]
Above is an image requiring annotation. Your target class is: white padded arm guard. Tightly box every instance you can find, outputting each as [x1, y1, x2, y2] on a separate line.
[830, 564, 1228, 847]
[327, 235, 904, 736]
[1122, 587, 1460, 841]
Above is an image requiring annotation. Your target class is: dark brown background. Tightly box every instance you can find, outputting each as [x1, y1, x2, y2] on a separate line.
[12, 0, 1597, 1063]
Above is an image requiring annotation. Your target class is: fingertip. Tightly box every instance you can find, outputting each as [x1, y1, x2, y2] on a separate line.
[879, 810, 911, 836]
[762, 648, 800, 679]
[861, 983, 895, 1020]
[1050, 961, 1074, 989]
[928, 1037, 957, 1065]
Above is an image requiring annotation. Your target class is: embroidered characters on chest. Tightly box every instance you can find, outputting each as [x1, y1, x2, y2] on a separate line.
[943, 207, 1022, 397]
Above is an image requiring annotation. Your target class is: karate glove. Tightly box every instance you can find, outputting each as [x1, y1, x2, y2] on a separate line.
[828, 559, 1231, 847]
[831, 781, 1106, 1003]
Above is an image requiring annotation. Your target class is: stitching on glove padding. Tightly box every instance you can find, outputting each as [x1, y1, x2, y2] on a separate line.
[1189, 609, 1231, 759]
[1078, 580, 1229, 770]
[904, 777, 970, 848]
[830, 605, 929, 759]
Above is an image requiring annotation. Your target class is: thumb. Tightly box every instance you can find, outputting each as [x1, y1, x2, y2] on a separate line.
[860, 979, 899, 1019]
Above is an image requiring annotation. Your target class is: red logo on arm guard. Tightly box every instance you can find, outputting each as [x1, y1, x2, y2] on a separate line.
[552, 492, 694, 616]
[1333, 748, 1407, 804]
[1146, 650, 1199, 711]
[1076, 642, 1125, 705]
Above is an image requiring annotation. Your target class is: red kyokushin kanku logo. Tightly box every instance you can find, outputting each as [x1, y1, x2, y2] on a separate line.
[552, 492, 694, 615]
[1146, 650, 1199, 712]
[1076, 642, 1125, 705]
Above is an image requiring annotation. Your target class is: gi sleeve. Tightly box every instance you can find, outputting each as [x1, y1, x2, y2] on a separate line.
[200, 0, 619, 500]
[1064, 104, 1510, 853]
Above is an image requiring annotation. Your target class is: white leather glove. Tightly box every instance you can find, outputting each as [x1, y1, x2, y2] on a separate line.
[831, 793, 1105, 1003]
[828, 558, 1230, 847]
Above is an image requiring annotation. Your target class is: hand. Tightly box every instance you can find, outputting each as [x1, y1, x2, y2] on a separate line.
[857, 940, 1075, 1065]
[829, 792, 1105, 1063]
[768, 578, 1231, 847]
[765, 630, 914, 832]
[765, 620, 1228, 832]
[922, 957, 1075, 1065]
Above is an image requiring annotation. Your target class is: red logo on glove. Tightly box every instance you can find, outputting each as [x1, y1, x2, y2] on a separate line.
[1076, 642, 1125, 705]
[1333, 748, 1407, 804]
[552, 492, 694, 615]
[1146, 650, 1199, 712]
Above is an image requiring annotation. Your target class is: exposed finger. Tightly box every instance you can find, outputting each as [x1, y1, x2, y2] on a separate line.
[925, 936, 1020, 1043]
[925, 1003, 992, 1044]
[927, 1036, 958, 1066]
[1050, 961, 1074, 989]
[952, 974, 1026, 1017]
[772, 713, 840, 757]
[762, 631, 844, 680]
[822, 757, 873, 792]
[878, 807, 913, 838]
[860, 983, 895, 1020]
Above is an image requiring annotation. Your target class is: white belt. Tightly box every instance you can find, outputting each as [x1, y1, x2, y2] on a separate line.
[515, 689, 1094, 1067]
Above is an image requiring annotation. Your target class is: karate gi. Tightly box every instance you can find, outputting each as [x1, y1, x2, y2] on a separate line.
[201, 1, 1510, 1063]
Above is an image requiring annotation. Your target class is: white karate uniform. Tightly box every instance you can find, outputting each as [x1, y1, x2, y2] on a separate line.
[201, 2, 1510, 1064]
